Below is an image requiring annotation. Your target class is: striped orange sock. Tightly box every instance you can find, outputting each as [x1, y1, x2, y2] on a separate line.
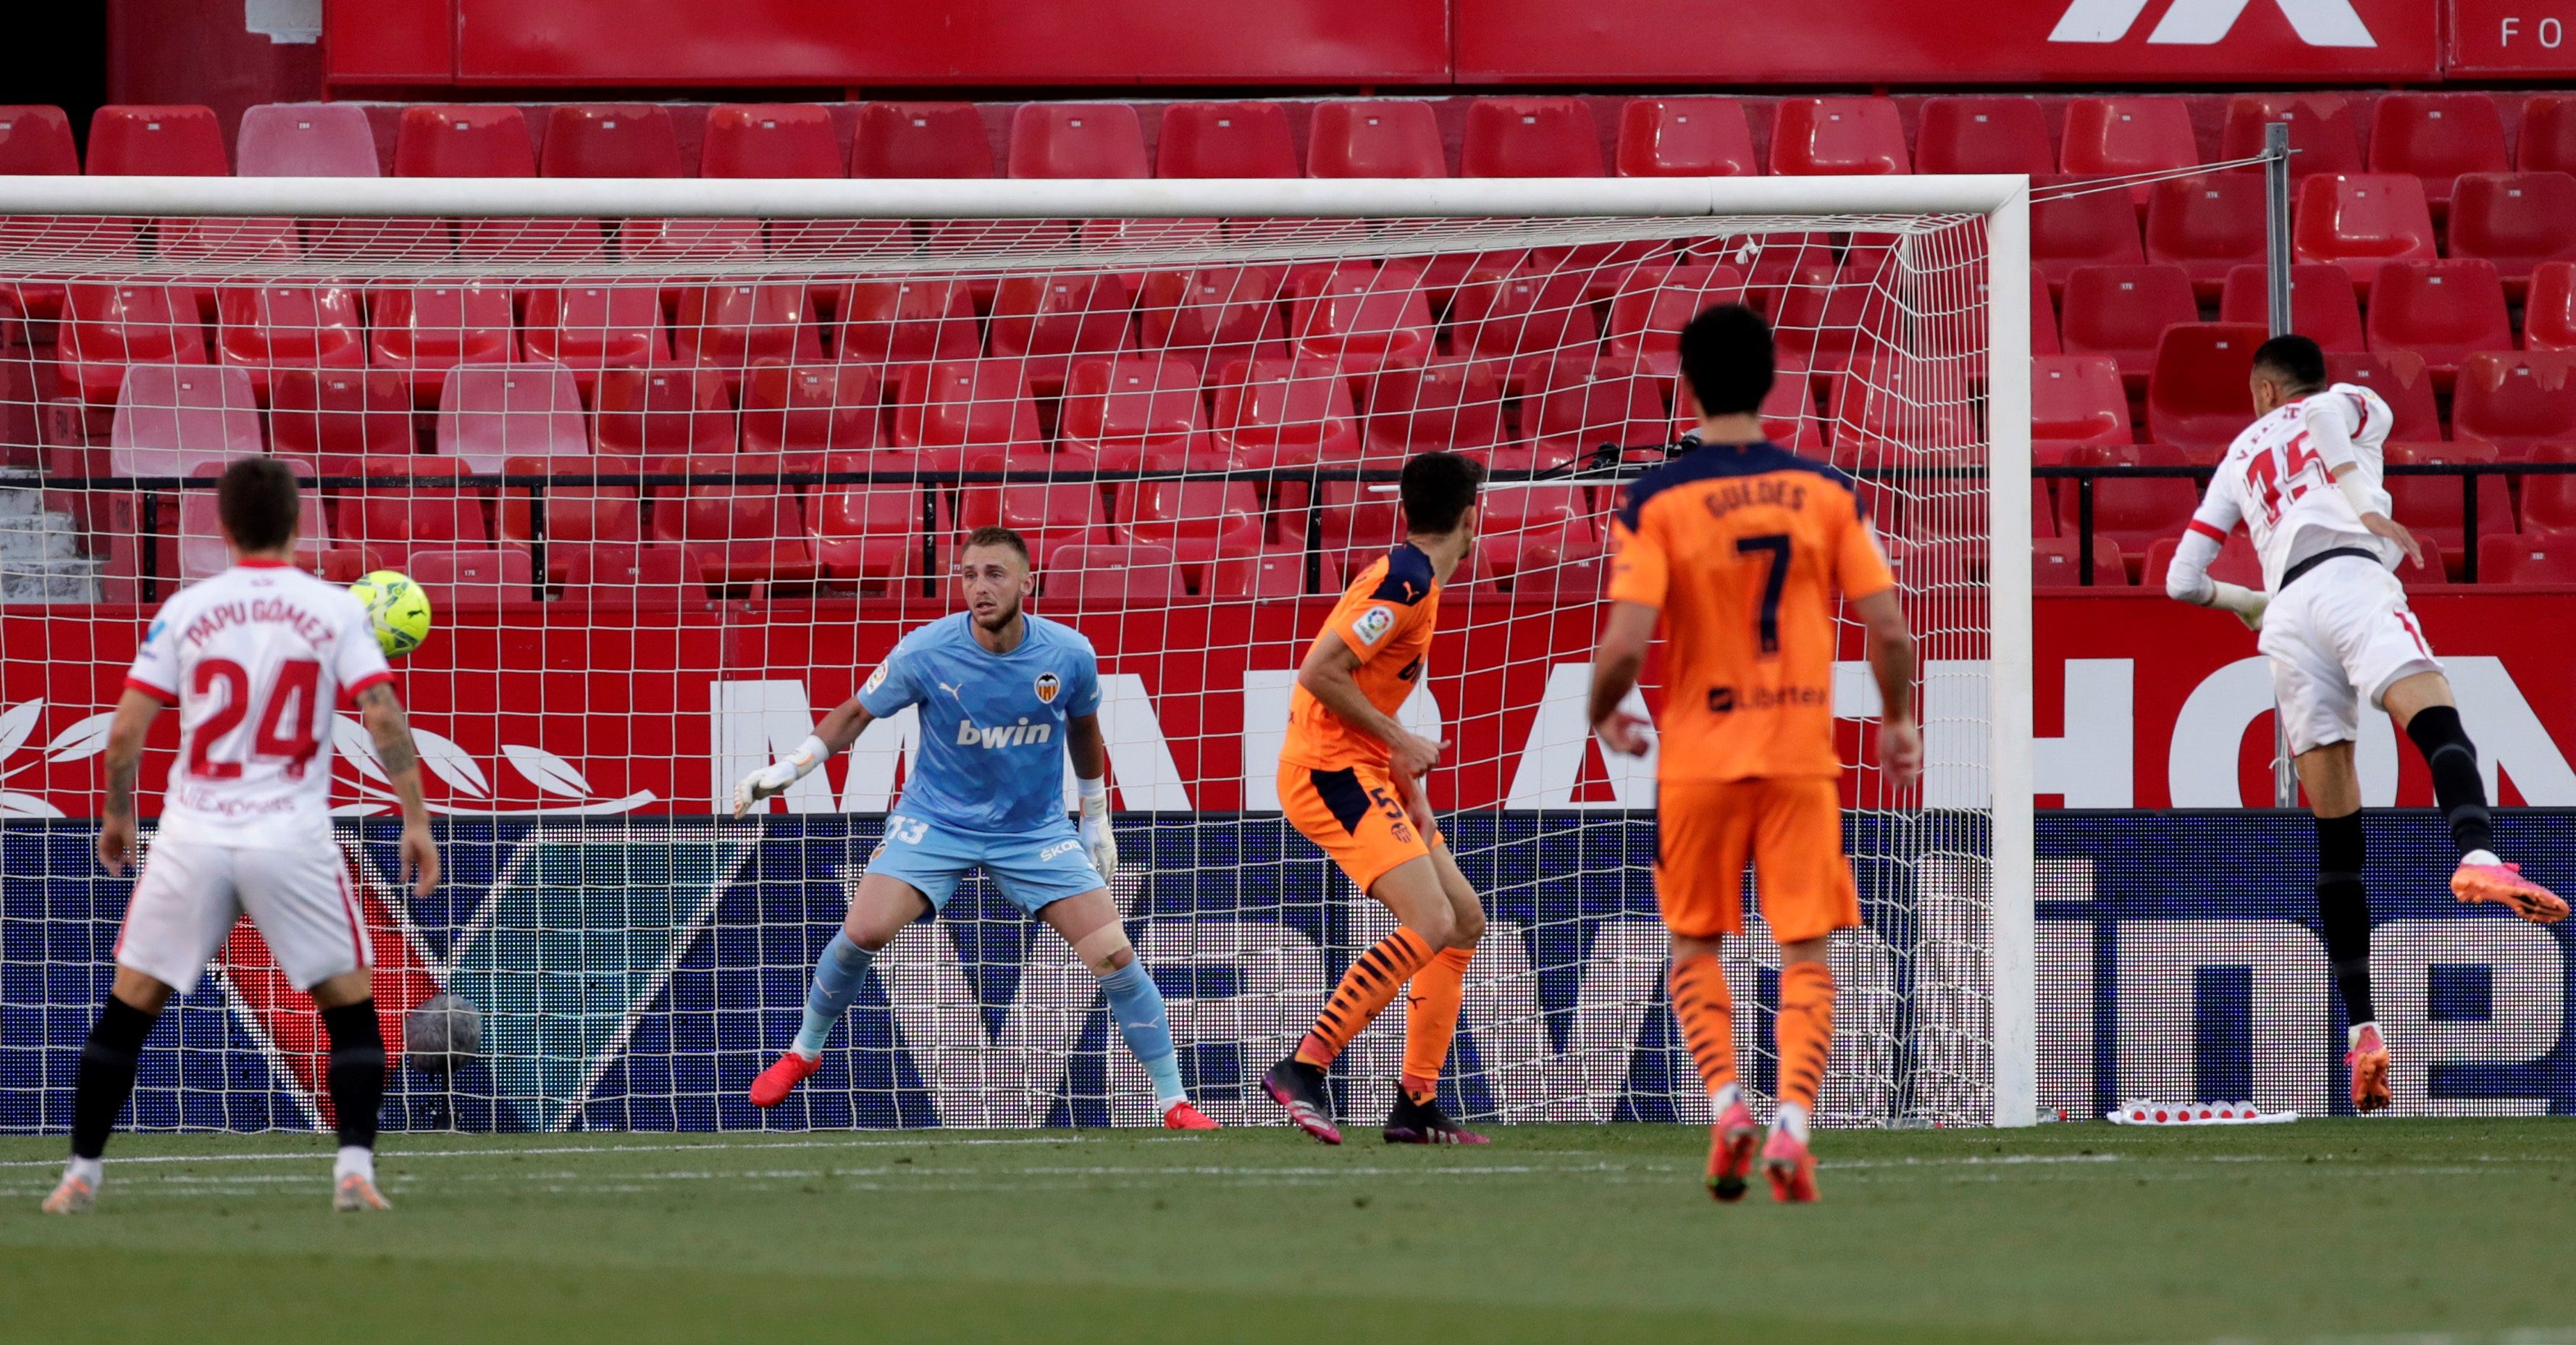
[1667, 952, 1738, 1101]
[1775, 960, 1836, 1116]
[1400, 944, 1475, 1102]
[1296, 926, 1437, 1068]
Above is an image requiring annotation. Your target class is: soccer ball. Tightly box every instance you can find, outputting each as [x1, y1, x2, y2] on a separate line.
[350, 570, 433, 658]
[403, 992, 482, 1075]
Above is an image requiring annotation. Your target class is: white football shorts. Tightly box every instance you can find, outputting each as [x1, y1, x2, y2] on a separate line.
[115, 837, 372, 995]
[2257, 555, 2442, 756]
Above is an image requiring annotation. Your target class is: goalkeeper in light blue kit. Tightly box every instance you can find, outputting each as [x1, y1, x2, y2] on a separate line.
[732, 526, 1217, 1129]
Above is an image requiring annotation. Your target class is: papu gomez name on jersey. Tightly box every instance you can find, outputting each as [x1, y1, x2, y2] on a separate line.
[954, 718, 1057, 747]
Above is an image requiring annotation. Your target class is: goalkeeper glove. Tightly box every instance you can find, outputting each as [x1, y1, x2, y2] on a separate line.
[1077, 775, 1117, 880]
[732, 734, 831, 817]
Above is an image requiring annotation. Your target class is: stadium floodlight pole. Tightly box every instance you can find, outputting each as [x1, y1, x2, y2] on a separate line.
[2264, 122, 2301, 810]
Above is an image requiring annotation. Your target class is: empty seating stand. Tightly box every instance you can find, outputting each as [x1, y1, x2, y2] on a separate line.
[236, 104, 379, 176]
[1462, 99, 1604, 177]
[2294, 174, 2438, 295]
[1157, 102, 1299, 177]
[700, 104, 843, 177]
[1306, 101, 1446, 178]
[1615, 99, 1756, 177]
[2447, 172, 2576, 298]
[1770, 98, 1908, 175]
[88, 104, 227, 175]
[2369, 93, 2509, 214]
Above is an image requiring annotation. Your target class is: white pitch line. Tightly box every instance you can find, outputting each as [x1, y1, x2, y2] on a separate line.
[0, 1134, 1088, 1170]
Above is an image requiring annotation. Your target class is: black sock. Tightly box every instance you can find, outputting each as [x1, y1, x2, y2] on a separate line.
[320, 1000, 386, 1152]
[2315, 812, 2375, 1026]
[71, 995, 159, 1161]
[2405, 705, 2495, 857]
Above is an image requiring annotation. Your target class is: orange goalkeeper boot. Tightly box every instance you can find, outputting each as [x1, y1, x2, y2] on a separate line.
[1761, 1128, 1819, 1204]
[1162, 1101, 1220, 1130]
[749, 1049, 823, 1107]
[2451, 860, 2569, 924]
[2346, 1023, 2391, 1114]
[1706, 1100, 1760, 1203]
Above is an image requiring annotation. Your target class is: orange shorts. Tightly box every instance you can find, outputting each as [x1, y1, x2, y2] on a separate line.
[1278, 761, 1440, 894]
[1655, 776, 1860, 946]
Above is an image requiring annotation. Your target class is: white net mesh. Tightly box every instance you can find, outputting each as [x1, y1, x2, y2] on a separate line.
[0, 204, 2007, 1133]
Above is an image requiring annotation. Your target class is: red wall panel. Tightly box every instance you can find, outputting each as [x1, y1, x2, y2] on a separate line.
[2448, 0, 2576, 75]
[325, 0, 453, 83]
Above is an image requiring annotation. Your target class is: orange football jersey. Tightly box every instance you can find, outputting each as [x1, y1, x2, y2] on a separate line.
[1607, 440, 1894, 782]
[1279, 542, 1440, 772]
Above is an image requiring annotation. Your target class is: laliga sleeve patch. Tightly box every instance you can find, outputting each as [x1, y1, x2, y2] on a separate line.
[863, 663, 888, 695]
[1351, 605, 1396, 645]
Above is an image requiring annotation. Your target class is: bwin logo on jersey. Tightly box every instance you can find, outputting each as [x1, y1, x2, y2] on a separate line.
[955, 717, 1054, 748]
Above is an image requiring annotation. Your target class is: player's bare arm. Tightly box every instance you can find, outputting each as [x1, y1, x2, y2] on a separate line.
[730, 697, 879, 817]
[358, 682, 440, 896]
[1065, 711, 1117, 879]
[1587, 600, 1658, 758]
[93, 687, 162, 876]
[1852, 587, 1921, 791]
[1296, 631, 1443, 779]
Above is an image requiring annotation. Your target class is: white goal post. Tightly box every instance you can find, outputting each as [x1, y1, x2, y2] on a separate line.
[0, 172, 2034, 1131]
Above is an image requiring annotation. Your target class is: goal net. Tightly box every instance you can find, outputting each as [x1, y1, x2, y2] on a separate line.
[0, 175, 2032, 1136]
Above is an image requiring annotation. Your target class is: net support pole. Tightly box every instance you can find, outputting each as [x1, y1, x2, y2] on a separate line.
[1985, 184, 2038, 1128]
[2263, 122, 2301, 810]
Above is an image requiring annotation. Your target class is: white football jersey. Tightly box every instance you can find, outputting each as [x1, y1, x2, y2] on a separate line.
[125, 561, 394, 849]
[2185, 383, 2398, 593]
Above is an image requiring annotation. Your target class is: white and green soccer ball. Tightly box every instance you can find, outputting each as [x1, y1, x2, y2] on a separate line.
[350, 569, 434, 658]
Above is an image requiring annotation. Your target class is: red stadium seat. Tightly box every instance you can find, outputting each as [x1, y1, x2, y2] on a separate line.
[2364, 259, 2512, 386]
[1286, 263, 1434, 379]
[2031, 355, 2131, 444]
[1112, 479, 1266, 579]
[157, 217, 301, 270]
[109, 365, 261, 476]
[2144, 532, 2263, 592]
[960, 483, 1107, 561]
[1603, 264, 1748, 382]
[2032, 179, 2145, 293]
[554, 542, 705, 604]
[408, 548, 540, 611]
[2217, 263, 2365, 353]
[0, 105, 78, 173]
[1136, 267, 1288, 374]
[2452, 351, 2576, 455]
[2144, 174, 2266, 298]
[541, 104, 682, 177]
[1477, 485, 1600, 582]
[1209, 549, 1335, 599]
[676, 283, 823, 382]
[1758, 362, 1828, 453]
[1008, 103, 1146, 179]
[2058, 264, 2198, 387]
[2218, 94, 2364, 180]
[2325, 351, 2443, 444]
[2060, 98, 2196, 193]
[236, 103, 379, 176]
[2031, 267, 2062, 355]
[1044, 543, 1183, 603]
[1915, 96, 2053, 175]
[988, 272, 1135, 395]
[700, 104, 843, 178]
[2517, 443, 2576, 531]
[2033, 535, 2129, 588]
[813, 483, 933, 585]
[214, 285, 365, 397]
[647, 454, 821, 587]
[742, 362, 876, 455]
[87, 105, 227, 175]
[334, 456, 488, 565]
[2147, 323, 2267, 451]
[270, 369, 412, 458]
[1769, 97, 1908, 175]
[1448, 261, 1598, 390]
[594, 367, 737, 456]
[2447, 172, 2576, 299]
[2369, 93, 2509, 213]
[891, 359, 1042, 472]
[852, 102, 995, 177]
[59, 283, 206, 404]
[492, 446, 641, 562]
[1306, 101, 1446, 178]
[2528, 262, 2576, 353]
[1364, 359, 1506, 458]
[435, 363, 588, 469]
[524, 285, 669, 387]
[1058, 357, 1209, 472]
[1823, 362, 1971, 464]
[2480, 528, 2576, 584]
[1616, 99, 1756, 177]
[395, 105, 534, 176]
[173, 470, 335, 581]
[1527, 356, 1666, 468]
[1157, 101, 1297, 177]
[831, 277, 980, 370]
[1211, 357, 1362, 469]
[2293, 174, 2438, 296]
[1462, 99, 1603, 177]
[2056, 443, 2202, 575]
[369, 284, 516, 405]
[1771, 255, 1900, 376]
[2383, 441, 2509, 570]
[2521, 94, 2576, 175]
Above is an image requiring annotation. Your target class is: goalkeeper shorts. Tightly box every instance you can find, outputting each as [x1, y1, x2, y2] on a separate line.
[1655, 776, 1858, 946]
[863, 814, 1105, 914]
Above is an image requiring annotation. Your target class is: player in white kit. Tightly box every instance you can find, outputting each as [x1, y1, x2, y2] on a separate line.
[42, 458, 440, 1215]
[2164, 335, 2567, 1113]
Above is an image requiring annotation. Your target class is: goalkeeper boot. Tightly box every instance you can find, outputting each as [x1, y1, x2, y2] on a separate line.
[1706, 1100, 1760, 1203]
[2451, 860, 2569, 924]
[1383, 1089, 1490, 1145]
[1761, 1128, 1819, 1204]
[1261, 1057, 1342, 1145]
[2346, 1023, 2392, 1115]
[334, 1173, 393, 1212]
[40, 1170, 94, 1215]
[749, 1049, 823, 1108]
[1162, 1101, 1220, 1131]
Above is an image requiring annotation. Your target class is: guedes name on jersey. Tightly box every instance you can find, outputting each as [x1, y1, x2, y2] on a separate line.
[1699, 477, 1808, 521]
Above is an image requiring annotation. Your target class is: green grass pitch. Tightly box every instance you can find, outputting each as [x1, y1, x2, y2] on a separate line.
[4, 1120, 2569, 1344]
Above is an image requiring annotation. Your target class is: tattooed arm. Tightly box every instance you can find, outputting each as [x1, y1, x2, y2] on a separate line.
[358, 682, 440, 895]
[95, 689, 164, 876]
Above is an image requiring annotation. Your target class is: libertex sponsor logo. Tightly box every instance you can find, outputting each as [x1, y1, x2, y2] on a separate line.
[2049, 0, 2375, 46]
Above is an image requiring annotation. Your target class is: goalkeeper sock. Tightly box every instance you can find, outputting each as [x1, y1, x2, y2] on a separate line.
[1098, 961, 1186, 1107]
[1667, 952, 1740, 1110]
[320, 1000, 386, 1152]
[1296, 926, 1436, 1069]
[70, 994, 159, 1161]
[794, 932, 873, 1058]
[1400, 945, 1474, 1105]
[2404, 706, 2496, 858]
[1775, 961, 1836, 1140]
